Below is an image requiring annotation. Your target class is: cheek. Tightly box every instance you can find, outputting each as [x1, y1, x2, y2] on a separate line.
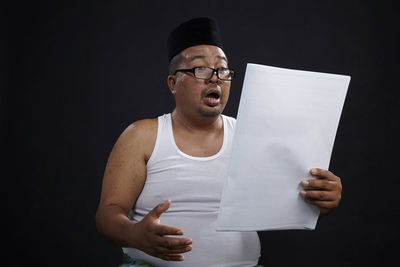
[222, 84, 231, 101]
[176, 80, 202, 101]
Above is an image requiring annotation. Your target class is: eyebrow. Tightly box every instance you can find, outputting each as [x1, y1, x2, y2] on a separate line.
[190, 55, 228, 63]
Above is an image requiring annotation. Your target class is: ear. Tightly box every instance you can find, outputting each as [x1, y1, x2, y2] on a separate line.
[167, 75, 176, 95]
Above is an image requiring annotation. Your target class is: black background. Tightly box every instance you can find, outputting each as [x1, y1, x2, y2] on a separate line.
[3, 0, 399, 266]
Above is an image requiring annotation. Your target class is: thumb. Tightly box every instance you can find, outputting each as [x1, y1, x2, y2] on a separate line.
[151, 199, 171, 219]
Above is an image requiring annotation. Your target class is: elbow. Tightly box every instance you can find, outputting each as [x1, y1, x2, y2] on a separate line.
[95, 208, 102, 233]
[95, 205, 107, 236]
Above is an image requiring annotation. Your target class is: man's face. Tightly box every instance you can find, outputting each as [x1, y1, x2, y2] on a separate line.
[169, 45, 231, 118]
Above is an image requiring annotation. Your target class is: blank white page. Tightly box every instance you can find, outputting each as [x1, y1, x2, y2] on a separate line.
[217, 63, 350, 231]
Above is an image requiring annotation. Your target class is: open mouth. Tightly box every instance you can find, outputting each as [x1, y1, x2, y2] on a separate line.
[207, 92, 220, 99]
[204, 89, 221, 107]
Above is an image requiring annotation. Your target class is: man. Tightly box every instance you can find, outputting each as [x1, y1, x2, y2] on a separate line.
[95, 18, 342, 267]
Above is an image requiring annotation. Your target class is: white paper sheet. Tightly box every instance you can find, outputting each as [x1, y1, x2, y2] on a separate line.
[216, 63, 350, 231]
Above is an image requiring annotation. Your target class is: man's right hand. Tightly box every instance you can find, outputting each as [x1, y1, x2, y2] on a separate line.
[133, 200, 192, 261]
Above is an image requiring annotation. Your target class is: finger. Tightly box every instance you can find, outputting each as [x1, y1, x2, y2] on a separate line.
[156, 235, 192, 248]
[300, 190, 336, 201]
[301, 179, 336, 191]
[156, 243, 192, 255]
[306, 199, 338, 209]
[154, 223, 184, 236]
[158, 253, 185, 261]
[310, 168, 339, 181]
[150, 200, 171, 219]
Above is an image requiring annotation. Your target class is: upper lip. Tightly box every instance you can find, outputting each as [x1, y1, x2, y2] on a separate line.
[204, 87, 222, 98]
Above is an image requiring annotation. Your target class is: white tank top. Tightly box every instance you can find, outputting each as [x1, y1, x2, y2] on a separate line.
[123, 113, 260, 267]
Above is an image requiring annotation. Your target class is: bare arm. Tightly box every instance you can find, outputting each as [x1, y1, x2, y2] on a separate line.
[95, 119, 192, 261]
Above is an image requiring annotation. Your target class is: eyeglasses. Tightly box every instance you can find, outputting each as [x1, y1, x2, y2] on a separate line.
[174, 66, 235, 81]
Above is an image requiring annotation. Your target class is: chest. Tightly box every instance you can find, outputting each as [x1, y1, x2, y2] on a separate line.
[173, 129, 224, 157]
[138, 154, 230, 213]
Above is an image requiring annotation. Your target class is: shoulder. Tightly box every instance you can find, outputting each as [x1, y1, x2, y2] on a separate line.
[122, 118, 158, 140]
[222, 114, 237, 128]
[114, 118, 158, 162]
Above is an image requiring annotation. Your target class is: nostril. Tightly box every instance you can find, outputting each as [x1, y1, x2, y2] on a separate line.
[208, 74, 219, 82]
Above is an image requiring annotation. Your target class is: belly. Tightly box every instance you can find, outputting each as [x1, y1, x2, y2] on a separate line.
[124, 211, 260, 267]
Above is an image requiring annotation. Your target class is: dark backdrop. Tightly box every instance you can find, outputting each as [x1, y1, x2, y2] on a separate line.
[3, 0, 399, 266]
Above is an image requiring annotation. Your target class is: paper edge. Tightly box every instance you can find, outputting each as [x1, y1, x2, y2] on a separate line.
[247, 63, 351, 81]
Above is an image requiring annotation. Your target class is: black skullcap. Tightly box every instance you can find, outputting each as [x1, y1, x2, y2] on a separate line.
[168, 17, 223, 62]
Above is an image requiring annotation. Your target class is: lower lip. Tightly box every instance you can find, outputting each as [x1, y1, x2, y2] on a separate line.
[204, 96, 221, 107]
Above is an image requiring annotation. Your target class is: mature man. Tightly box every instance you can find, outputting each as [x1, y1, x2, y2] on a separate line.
[95, 18, 342, 267]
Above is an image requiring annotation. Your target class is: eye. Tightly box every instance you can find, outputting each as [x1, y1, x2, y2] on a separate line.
[218, 68, 230, 75]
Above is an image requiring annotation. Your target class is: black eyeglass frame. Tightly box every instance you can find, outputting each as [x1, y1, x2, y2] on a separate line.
[173, 66, 236, 81]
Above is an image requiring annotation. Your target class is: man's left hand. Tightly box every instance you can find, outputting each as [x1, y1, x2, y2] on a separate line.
[300, 168, 342, 217]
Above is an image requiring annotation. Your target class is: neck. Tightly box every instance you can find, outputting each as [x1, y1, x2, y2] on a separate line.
[171, 108, 222, 132]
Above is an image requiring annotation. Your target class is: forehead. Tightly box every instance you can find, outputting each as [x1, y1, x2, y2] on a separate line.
[180, 45, 227, 63]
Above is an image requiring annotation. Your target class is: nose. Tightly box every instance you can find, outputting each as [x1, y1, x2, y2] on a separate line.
[208, 70, 220, 84]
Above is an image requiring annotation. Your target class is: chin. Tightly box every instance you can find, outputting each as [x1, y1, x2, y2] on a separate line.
[198, 106, 224, 117]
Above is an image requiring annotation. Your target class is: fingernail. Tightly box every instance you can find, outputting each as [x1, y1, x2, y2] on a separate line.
[185, 239, 192, 245]
[311, 168, 317, 174]
[301, 180, 309, 186]
[176, 230, 184, 235]
[161, 200, 170, 206]
[300, 190, 307, 197]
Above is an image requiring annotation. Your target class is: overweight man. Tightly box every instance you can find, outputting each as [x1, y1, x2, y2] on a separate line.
[95, 17, 342, 267]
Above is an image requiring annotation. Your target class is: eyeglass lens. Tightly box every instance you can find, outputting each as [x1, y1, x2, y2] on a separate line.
[194, 67, 232, 80]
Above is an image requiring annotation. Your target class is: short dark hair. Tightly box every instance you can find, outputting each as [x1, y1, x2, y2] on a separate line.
[169, 53, 183, 75]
